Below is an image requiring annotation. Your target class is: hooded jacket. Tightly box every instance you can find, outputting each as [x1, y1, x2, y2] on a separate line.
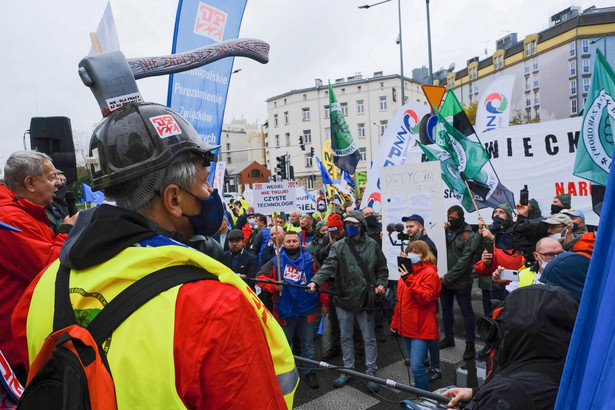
[469, 285, 578, 409]
[0, 184, 68, 368]
[310, 211, 388, 312]
[12, 204, 296, 409]
[444, 221, 476, 290]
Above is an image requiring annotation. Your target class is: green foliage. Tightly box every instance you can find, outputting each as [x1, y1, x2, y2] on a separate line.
[509, 109, 541, 125]
[462, 101, 478, 125]
[68, 165, 93, 202]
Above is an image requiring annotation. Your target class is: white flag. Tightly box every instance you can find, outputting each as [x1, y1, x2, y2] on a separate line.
[475, 75, 516, 134]
[89, 2, 120, 55]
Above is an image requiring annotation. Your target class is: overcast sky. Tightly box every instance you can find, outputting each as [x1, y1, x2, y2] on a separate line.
[0, 0, 611, 171]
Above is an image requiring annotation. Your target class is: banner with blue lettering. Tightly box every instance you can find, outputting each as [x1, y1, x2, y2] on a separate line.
[167, 0, 248, 183]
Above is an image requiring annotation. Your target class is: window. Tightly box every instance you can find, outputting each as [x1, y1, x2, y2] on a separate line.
[227, 156, 232, 164]
[357, 86, 362, 92]
[307, 176, 314, 190]
[358, 123, 365, 138]
[448, 78, 455, 89]
[324, 105, 330, 119]
[379, 96, 387, 110]
[570, 42, 576, 57]
[283, 98, 287, 105]
[582, 39, 589, 54]
[526, 42, 531, 56]
[583, 77, 590, 93]
[304, 130, 312, 144]
[359, 147, 367, 161]
[571, 99, 578, 114]
[534, 91, 540, 105]
[357, 99, 365, 114]
[285, 133, 290, 146]
[525, 77, 530, 91]
[302, 107, 310, 121]
[535, 109, 540, 119]
[325, 127, 331, 139]
[570, 79, 577, 95]
[284, 111, 289, 125]
[341, 102, 348, 116]
[380, 120, 388, 136]
[533, 79, 539, 88]
[474, 85, 479, 94]
[531, 40, 537, 54]
[275, 135, 280, 147]
[303, 94, 307, 100]
[526, 98, 531, 107]
[582, 58, 590, 74]
[274, 114, 278, 127]
[525, 66, 530, 74]
[533, 62, 539, 71]
[341, 88, 345, 95]
[226, 143, 231, 150]
[494, 55, 504, 70]
[305, 155, 313, 168]
[570, 61, 576, 76]
[250, 169, 262, 178]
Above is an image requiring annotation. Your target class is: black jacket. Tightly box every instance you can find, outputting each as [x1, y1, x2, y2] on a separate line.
[223, 249, 258, 289]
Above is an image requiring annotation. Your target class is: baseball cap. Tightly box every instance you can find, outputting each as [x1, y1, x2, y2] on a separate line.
[343, 216, 360, 224]
[562, 209, 585, 220]
[328, 214, 344, 231]
[401, 214, 424, 226]
[543, 213, 573, 226]
[227, 229, 245, 241]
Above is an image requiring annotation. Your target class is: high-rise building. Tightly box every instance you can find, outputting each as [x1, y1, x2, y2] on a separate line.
[446, 6, 615, 122]
[265, 72, 427, 190]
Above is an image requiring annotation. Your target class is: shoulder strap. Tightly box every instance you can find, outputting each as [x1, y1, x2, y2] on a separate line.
[346, 237, 370, 280]
[54, 264, 216, 346]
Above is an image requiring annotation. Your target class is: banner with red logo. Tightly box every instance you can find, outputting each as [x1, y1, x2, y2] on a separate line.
[360, 102, 430, 213]
[475, 75, 516, 134]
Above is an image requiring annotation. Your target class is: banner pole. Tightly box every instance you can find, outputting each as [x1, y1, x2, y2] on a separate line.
[272, 215, 283, 296]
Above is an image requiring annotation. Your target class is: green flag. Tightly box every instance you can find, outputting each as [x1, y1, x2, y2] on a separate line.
[433, 106, 489, 180]
[440, 91, 475, 137]
[574, 49, 615, 186]
[329, 82, 361, 174]
[418, 141, 473, 210]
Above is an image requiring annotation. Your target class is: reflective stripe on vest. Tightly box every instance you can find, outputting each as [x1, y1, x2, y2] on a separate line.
[27, 239, 298, 409]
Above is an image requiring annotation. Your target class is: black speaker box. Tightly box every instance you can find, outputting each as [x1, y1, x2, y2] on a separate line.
[29, 117, 77, 183]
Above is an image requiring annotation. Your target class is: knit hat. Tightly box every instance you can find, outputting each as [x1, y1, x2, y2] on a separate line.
[327, 213, 344, 232]
[555, 194, 571, 209]
[540, 251, 590, 301]
[494, 203, 513, 220]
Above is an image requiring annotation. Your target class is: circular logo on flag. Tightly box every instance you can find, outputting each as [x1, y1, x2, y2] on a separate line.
[484, 93, 508, 114]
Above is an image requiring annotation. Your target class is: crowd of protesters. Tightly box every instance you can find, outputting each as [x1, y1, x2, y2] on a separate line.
[0, 143, 599, 409]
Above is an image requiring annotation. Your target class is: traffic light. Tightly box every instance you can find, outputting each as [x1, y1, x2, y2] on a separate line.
[289, 165, 295, 180]
[309, 147, 315, 157]
[299, 135, 305, 151]
[276, 155, 287, 180]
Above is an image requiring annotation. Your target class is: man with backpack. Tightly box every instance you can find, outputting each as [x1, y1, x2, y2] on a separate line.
[12, 103, 297, 409]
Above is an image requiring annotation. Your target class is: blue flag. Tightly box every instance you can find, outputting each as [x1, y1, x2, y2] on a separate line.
[555, 165, 615, 408]
[82, 183, 105, 205]
[342, 171, 355, 187]
[315, 156, 334, 185]
[167, 0, 248, 185]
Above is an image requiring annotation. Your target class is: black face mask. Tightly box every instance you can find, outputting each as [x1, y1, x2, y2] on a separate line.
[551, 204, 565, 215]
[55, 184, 68, 201]
[448, 217, 463, 230]
[285, 247, 300, 256]
[491, 216, 506, 231]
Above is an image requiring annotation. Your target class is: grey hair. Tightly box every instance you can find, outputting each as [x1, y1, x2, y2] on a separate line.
[4, 150, 52, 192]
[105, 153, 198, 211]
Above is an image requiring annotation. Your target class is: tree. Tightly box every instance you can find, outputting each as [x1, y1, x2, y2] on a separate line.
[509, 109, 541, 125]
[463, 102, 478, 125]
[68, 165, 93, 202]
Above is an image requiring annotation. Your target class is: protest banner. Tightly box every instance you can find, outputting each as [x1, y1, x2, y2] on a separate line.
[296, 187, 317, 213]
[252, 181, 298, 214]
[380, 162, 447, 280]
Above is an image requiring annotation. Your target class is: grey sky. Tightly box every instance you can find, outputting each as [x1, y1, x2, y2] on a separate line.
[0, 0, 609, 171]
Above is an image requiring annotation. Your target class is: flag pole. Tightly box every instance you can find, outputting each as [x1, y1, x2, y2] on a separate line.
[464, 179, 482, 219]
[272, 217, 283, 296]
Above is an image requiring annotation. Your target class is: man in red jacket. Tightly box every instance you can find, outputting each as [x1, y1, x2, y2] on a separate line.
[0, 150, 77, 381]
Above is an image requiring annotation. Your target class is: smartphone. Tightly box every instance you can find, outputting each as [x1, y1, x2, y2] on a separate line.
[520, 185, 529, 206]
[500, 269, 519, 282]
[397, 257, 413, 275]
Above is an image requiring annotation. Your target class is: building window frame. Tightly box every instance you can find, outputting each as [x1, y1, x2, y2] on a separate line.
[379, 95, 387, 110]
[570, 79, 577, 95]
[358, 123, 365, 138]
[304, 129, 312, 144]
[302, 107, 310, 121]
[357, 99, 365, 114]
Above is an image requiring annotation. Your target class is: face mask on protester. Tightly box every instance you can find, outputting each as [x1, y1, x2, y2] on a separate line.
[248, 217, 255, 225]
[448, 217, 463, 229]
[491, 216, 506, 231]
[548, 228, 568, 243]
[182, 188, 224, 237]
[345, 224, 360, 237]
[408, 253, 422, 264]
[551, 204, 565, 215]
[541, 261, 549, 271]
[285, 246, 300, 256]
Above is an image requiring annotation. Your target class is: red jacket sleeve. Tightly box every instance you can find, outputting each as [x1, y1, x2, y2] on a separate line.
[474, 254, 497, 277]
[174, 281, 287, 410]
[409, 270, 441, 305]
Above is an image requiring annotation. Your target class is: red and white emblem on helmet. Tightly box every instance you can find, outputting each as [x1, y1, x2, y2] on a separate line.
[150, 115, 182, 138]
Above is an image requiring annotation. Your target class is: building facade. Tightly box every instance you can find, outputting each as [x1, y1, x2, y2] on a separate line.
[265, 72, 428, 190]
[447, 6, 615, 122]
[220, 119, 266, 193]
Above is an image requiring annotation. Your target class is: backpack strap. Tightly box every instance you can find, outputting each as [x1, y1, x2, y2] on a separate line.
[53, 264, 216, 346]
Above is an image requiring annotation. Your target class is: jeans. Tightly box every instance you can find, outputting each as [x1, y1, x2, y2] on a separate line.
[282, 316, 318, 371]
[336, 306, 378, 374]
[440, 287, 475, 345]
[402, 337, 430, 391]
[427, 339, 440, 369]
[481, 289, 492, 317]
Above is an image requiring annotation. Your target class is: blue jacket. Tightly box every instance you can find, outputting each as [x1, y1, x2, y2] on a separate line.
[274, 248, 319, 319]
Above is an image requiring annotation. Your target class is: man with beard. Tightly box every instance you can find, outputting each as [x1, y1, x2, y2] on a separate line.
[223, 229, 259, 290]
[439, 206, 477, 361]
[300, 214, 315, 244]
[401, 214, 437, 259]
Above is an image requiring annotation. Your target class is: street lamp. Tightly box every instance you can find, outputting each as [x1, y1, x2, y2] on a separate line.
[591, 34, 608, 59]
[359, 0, 405, 105]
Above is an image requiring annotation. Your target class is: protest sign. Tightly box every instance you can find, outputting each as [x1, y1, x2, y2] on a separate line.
[380, 162, 447, 280]
[296, 187, 317, 213]
[253, 181, 297, 214]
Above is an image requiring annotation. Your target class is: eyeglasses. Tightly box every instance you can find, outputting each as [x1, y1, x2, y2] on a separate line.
[190, 152, 216, 167]
[537, 251, 563, 260]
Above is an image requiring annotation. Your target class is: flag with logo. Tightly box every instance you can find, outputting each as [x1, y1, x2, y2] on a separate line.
[329, 82, 361, 174]
[429, 91, 515, 211]
[168, 0, 248, 186]
[573, 49, 614, 186]
[475, 75, 516, 134]
[315, 156, 334, 186]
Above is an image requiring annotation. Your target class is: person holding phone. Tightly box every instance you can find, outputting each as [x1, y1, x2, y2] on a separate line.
[391, 240, 441, 391]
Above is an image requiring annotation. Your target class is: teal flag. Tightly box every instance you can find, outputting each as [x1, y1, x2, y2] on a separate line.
[574, 49, 614, 186]
[329, 82, 361, 174]
[433, 106, 489, 180]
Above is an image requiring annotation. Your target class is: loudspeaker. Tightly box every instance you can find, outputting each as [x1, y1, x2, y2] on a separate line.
[29, 117, 77, 183]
